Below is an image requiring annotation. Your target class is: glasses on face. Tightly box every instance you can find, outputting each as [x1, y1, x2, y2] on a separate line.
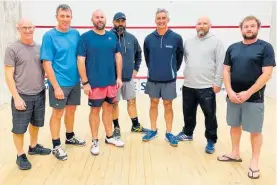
[19, 26, 35, 31]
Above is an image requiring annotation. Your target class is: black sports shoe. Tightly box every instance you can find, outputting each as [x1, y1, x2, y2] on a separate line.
[16, 154, 31, 170]
[65, 135, 86, 146]
[28, 144, 51, 155]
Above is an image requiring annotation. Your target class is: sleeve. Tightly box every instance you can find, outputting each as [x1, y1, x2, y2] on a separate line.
[214, 39, 225, 87]
[115, 40, 122, 53]
[76, 35, 87, 57]
[223, 46, 232, 66]
[143, 37, 149, 68]
[262, 43, 276, 67]
[134, 37, 142, 71]
[176, 36, 184, 71]
[4, 47, 16, 67]
[40, 33, 55, 62]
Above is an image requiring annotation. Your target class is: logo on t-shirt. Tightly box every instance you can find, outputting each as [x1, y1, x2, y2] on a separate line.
[108, 36, 112, 40]
[165, 45, 173, 48]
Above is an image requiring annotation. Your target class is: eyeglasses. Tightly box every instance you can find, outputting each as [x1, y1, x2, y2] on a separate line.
[19, 26, 35, 31]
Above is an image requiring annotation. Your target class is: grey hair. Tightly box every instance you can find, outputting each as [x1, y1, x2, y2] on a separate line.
[56, 4, 72, 15]
[156, 8, 169, 18]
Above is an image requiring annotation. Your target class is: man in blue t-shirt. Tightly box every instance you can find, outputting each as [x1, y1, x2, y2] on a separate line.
[41, 4, 86, 161]
[77, 9, 124, 156]
[217, 16, 275, 179]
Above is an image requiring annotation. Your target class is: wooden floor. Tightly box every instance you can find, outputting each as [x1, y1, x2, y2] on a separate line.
[0, 92, 275, 185]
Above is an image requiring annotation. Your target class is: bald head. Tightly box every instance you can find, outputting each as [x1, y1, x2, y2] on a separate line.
[196, 16, 211, 37]
[17, 18, 34, 28]
[91, 9, 106, 30]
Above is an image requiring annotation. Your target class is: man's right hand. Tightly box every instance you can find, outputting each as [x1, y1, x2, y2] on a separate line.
[14, 96, 26, 110]
[54, 86, 65, 99]
[227, 90, 241, 104]
[83, 83, 91, 96]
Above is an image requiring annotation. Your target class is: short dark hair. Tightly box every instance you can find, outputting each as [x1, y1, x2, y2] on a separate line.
[239, 16, 261, 29]
[56, 4, 72, 16]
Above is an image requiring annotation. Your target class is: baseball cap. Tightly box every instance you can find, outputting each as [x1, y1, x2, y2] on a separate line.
[113, 12, 126, 21]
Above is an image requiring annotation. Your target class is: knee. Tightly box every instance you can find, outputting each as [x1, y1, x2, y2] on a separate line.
[112, 101, 119, 109]
[91, 107, 101, 115]
[150, 99, 159, 108]
[66, 106, 77, 114]
[127, 98, 136, 106]
[231, 126, 242, 133]
[163, 100, 172, 110]
[52, 108, 65, 119]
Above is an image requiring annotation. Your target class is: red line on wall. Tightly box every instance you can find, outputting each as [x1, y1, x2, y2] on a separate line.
[35, 25, 271, 29]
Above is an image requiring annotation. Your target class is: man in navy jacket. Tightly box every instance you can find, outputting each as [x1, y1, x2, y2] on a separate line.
[111, 12, 150, 138]
[142, 8, 184, 147]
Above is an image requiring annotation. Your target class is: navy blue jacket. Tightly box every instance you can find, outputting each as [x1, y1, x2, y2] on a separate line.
[111, 28, 142, 82]
[143, 29, 184, 83]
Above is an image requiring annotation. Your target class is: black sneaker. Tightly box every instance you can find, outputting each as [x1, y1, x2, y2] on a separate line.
[65, 135, 86, 146]
[131, 124, 151, 133]
[28, 144, 51, 155]
[16, 154, 31, 170]
[113, 127, 121, 139]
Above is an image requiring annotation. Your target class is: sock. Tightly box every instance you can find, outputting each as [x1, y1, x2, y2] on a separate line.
[52, 138, 61, 148]
[92, 139, 98, 142]
[131, 117, 139, 127]
[66, 132, 75, 140]
[106, 135, 113, 139]
[113, 119, 120, 128]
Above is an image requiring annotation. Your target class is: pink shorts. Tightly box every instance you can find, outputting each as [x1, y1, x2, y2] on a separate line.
[88, 85, 117, 107]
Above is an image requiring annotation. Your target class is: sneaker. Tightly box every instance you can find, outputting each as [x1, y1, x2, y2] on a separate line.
[28, 144, 51, 155]
[131, 124, 151, 133]
[105, 137, 124, 147]
[176, 132, 193, 141]
[205, 141, 215, 154]
[142, 130, 158, 142]
[65, 135, 86, 146]
[16, 154, 31, 170]
[90, 140, 100, 155]
[165, 133, 178, 147]
[113, 127, 121, 139]
[52, 145, 68, 161]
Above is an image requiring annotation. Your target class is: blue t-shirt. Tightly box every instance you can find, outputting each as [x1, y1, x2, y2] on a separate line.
[77, 30, 121, 88]
[40, 28, 80, 87]
[224, 39, 276, 102]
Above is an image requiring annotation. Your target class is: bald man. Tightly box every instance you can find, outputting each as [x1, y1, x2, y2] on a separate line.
[77, 9, 124, 155]
[4, 18, 51, 170]
[176, 16, 225, 154]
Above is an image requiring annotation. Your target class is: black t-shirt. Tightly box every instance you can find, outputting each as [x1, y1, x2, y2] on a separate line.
[224, 39, 276, 103]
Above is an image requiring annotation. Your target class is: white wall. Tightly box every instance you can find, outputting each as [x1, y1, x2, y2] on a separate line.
[19, 1, 274, 96]
[0, 1, 21, 107]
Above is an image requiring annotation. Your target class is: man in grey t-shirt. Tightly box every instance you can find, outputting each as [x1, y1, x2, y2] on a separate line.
[4, 18, 51, 170]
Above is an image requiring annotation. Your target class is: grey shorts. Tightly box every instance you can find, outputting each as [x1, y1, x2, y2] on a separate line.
[226, 98, 264, 133]
[49, 83, 81, 109]
[145, 81, 177, 100]
[116, 80, 136, 101]
[11, 90, 46, 134]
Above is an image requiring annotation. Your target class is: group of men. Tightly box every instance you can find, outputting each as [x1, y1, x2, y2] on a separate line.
[4, 4, 275, 179]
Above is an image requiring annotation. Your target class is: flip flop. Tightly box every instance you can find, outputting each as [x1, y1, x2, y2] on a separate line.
[217, 154, 242, 162]
[248, 168, 260, 179]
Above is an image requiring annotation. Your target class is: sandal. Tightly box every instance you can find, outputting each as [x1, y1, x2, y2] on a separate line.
[217, 154, 242, 162]
[248, 168, 260, 179]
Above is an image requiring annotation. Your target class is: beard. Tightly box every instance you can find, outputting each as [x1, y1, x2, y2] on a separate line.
[114, 25, 126, 34]
[93, 22, 105, 30]
[197, 30, 207, 37]
[242, 32, 258, 40]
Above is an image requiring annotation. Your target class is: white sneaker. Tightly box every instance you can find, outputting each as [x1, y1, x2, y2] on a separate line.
[105, 137, 124, 147]
[52, 145, 68, 161]
[90, 140, 100, 155]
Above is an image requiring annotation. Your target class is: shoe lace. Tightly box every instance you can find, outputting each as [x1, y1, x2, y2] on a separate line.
[167, 133, 176, 141]
[56, 146, 66, 156]
[21, 154, 28, 162]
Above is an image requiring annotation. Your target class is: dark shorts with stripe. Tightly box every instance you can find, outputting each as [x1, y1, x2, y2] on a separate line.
[11, 90, 46, 134]
[88, 85, 117, 107]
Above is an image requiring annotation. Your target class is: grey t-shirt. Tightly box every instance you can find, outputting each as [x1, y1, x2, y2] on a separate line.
[4, 40, 45, 95]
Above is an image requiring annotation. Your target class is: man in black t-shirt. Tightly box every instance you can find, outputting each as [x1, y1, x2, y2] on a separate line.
[217, 16, 275, 179]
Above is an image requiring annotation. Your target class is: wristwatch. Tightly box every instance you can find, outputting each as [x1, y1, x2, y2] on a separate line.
[82, 81, 89, 85]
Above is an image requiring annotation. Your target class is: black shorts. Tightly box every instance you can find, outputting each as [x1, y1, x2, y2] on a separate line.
[49, 83, 81, 109]
[11, 90, 46, 134]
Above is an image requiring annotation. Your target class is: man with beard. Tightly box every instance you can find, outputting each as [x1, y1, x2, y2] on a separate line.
[77, 9, 124, 155]
[111, 12, 150, 138]
[142, 8, 184, 147]
[41, 4, 86, 161]
[217, 16, 275, 179]
[176, 16, 225, 154]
